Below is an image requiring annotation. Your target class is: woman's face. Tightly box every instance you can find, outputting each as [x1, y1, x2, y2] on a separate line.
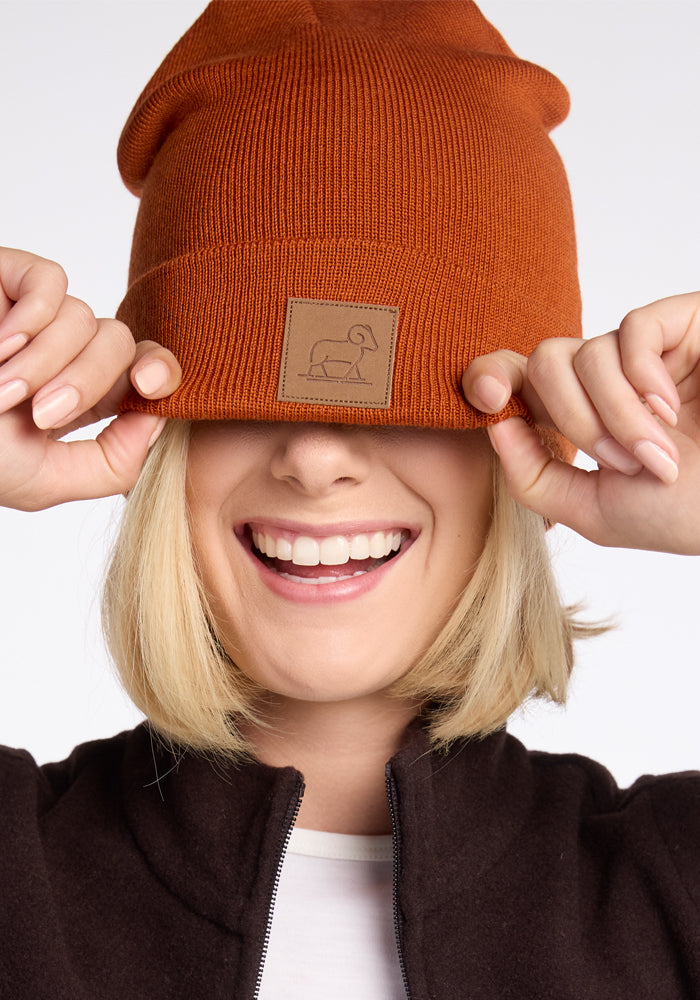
[186, 421, 493, 704]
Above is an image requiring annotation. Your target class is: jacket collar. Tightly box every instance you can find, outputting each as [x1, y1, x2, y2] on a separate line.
[388, 721, 533, 917]
[122, 725, 302, 935]
[121, 720, 532, 930]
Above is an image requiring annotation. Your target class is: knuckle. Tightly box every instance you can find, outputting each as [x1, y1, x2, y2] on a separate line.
[33, 258, 68, 294]
[527, 338, 563, 386]
[494, 348, 526, 373]
[104, 319, 137, 362]
[44, 258, 68, 288]
[492, 349, 526, 385]
[23, 292, 54, 324]
[23, 261, 70, 321]
[618, 305, 645, 332]
[571, 337, 609, 381]
[64, 296, 97, 337]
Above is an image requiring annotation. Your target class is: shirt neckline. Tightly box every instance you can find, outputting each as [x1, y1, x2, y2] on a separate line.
[288, 827, 393, 862]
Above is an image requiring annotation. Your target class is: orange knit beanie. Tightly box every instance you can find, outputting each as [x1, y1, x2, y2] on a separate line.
[117, 0, 580, 431]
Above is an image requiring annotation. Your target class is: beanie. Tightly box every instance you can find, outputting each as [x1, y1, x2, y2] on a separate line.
[116, 0, 580, 435]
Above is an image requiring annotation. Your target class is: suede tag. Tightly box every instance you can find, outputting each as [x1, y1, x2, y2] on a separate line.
[277, 297, 398, 408]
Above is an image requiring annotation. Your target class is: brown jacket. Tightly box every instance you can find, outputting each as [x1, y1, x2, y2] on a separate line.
[1, 722, 699, 998]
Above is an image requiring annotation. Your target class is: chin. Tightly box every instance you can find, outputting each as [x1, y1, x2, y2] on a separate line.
[234, 646, 408, 705]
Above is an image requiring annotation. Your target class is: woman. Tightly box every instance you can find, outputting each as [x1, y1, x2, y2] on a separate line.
[0, 2, 698, 996]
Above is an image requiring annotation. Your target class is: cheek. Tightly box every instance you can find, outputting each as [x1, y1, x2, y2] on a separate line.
[424, 442, 493, 550]
[419, 451, 494, 607]
[454, 473, 493, 562]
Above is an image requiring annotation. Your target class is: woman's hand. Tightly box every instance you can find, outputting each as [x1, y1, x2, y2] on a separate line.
[462, 292, 700, 554]
[0, 248, 182, 511]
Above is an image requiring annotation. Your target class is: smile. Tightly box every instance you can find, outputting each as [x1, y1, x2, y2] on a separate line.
[245, 523, 410, 586]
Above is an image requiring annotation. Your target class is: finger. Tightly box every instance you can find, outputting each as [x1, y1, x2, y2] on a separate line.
[488, 417, 610, 545]
[572, 333, 679, 483]
[130, 341, 183, 398]
[464, 341, 631, 478]
[462, 349, 535, 415]
[617, 292, 700, 423]
[85, 339, 183, 424]
[0, 296, 102, 417]
[29, 318, 135, 429]
[521, 336, 641, 477]
[41, 339, 183, 437]
[0, 249, 68, 351]
[24, 412, 166, 510]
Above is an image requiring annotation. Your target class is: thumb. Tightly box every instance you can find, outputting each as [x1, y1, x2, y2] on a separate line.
[130, 341, 183, 399]
[488, 417, 596, 536]
[39, 411, 167, 507]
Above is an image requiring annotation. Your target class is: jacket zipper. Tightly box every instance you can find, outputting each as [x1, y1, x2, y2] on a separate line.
[386, 763, 412, 1000]
[251, 779, 304, 1000]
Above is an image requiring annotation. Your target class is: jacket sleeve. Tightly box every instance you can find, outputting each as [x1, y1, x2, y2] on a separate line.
[644, 772, 700, 917]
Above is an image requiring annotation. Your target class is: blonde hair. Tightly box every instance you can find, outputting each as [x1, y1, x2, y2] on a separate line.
[102, 419, 594, 758]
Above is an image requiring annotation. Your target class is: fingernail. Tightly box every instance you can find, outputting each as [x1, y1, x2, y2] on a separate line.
[644, 393, 678, 427]
[0, 333, 29, 364]
[593, 436, 642, 475]
[475, 375, 509, 412]
[32, 385, 81, 429]
[633, 439, 679, 484]
[0, 378, 28, 412]
[147, 416, 167, 449]
[133, 360, 169, 396]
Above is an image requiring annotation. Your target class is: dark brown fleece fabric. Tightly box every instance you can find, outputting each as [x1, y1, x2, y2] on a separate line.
[0, 722, 699, 999]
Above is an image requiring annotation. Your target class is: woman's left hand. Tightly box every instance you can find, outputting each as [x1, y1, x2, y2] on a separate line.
[462, 292, 700, 554]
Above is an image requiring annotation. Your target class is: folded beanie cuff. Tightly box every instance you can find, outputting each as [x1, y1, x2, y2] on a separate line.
[118, 237, 577, 431]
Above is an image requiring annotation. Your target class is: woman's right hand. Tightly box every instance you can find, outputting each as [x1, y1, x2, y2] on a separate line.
[0, 247, 182, 511]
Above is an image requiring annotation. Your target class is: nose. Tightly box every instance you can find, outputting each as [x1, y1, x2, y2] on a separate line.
[270, 423, 370, 497]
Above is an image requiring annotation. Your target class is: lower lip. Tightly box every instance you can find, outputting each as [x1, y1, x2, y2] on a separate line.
[239, 535, 411, 605]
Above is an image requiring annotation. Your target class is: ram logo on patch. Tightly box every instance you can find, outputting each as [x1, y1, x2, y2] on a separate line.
[277, 298, 398, 409]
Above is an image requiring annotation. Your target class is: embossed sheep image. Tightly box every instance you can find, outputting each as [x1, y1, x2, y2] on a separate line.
[302, 323, 378, 383]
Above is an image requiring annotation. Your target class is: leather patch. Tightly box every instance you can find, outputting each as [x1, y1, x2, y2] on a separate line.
[277, 298, 398, 408]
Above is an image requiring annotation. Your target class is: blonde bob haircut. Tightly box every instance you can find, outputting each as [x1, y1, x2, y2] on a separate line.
[102, 419, 593, 759]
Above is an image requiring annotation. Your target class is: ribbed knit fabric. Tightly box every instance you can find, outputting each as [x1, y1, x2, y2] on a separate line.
[117, 0, 581, 432]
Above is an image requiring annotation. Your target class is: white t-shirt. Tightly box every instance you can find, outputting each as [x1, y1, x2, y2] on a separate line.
[257, 827, 406, 998]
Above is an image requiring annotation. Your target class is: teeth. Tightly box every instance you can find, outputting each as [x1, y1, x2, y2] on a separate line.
[251, 527, 405, 567]
[276, 536, 293, 561]
[348, 534, 370, 559]
[291, 536, 320, 566]
[320, 536, 350, 565]
[369, 531, 388, 558]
